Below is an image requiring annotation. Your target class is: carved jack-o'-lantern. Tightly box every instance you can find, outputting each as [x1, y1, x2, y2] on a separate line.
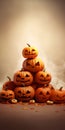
[14, 86, 35, 102]
[23, 58, 45, 73]
[3, 76, 17, 90]
[0, 90, 15, 101]
[35, 71, 51, 85]
[22, 44, 38, 59]
[50, 87, 65, 103]
[13, 71, 33, 86]
[35, 87, 51, 103]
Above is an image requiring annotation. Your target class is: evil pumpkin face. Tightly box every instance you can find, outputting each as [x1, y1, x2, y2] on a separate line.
[23, 58, 45, 73]
[35, 71, 51, 85]
[50, 87, 65, 103]
[14, 86, 35, 102]
[3, 76, 17, 91]
[0, 90, 15, 100]
[35, 87, 51, 103]
[13, 71, 33, 86]
[22, 44, 38, 59]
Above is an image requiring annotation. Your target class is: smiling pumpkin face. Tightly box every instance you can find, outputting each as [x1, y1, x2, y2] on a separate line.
[13, 71, 33, 86]
[35, 87, 51, 103]
[14, 86, 35, 102]
[50, 87, 65, 103]
[35, 71, 51, 85]
[0, 90, 15, 100]
[23, 58, 45, 73]
[22, 44, 38, 59]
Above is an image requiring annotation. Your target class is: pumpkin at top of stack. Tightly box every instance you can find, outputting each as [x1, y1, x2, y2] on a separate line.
[22, 43, 38, 59]
[22, 44, 45, 73]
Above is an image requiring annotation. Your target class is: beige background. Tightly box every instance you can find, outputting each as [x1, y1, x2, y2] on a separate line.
[0, 0, 65, 89]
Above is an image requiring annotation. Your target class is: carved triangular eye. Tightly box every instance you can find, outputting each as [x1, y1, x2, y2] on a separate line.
[26, 74, 29, 77]
[39, 91, 43, 95]
[18, 91, 21, 94]
[35, 62, 40, 66]
[32, 49, 35, 51]
[46, 74, 49, 77]
[46, 91, 50, 95]
[1, 93, 5, 96]
[40, 74, 43, 77]
[26, 90, 30, 94]
[26, 62, 30, 66]
[25, 50, 28, 52]
[17, 74, 20, 77]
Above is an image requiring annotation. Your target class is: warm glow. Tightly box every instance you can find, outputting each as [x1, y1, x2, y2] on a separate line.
[0, 0, 65, 89]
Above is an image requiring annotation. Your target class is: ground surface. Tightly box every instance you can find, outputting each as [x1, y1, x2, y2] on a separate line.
[0, 103, 65, 130]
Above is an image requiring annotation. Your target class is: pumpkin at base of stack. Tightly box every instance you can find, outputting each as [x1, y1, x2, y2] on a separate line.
[35, 87, 51, 103]
[14, 86, 35, 102]
[50, 87, 65, 103]
[0, 90, 15, 103]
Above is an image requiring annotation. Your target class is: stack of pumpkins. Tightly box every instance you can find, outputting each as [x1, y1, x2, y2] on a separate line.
[0, 44, 65, 104]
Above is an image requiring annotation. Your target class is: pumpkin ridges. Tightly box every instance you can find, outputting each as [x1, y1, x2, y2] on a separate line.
[22, 45, 38, 59]
[35, 87, 51, 103]
[13, 70, 33, 86]
[14, 86, 35, 102]
[23, 58, 45, 73]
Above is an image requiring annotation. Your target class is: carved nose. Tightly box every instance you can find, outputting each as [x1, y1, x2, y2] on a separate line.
[22, 93, 25, 96]
[21, 78, 24, 80]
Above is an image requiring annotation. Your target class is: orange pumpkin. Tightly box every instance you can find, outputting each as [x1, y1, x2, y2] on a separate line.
[22, 44, 38, 59]
[13, 70, 33, 86]
[35, 87, 51, 103]
[3, 76, 17, 90]
[0, 90, 15, 102]
[35, 71, 51, 85]
[50, 87, 65, 103]
[14, 86, 35, 102]
[23, 58, 45, 73]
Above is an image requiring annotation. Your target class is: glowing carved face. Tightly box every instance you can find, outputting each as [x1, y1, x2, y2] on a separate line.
[22, 44, 38, 59]
[35, 71, 51, 84]
[50, 87, 65, 103]
[0, 90, 15, 100]
[13, 71, 33, 86]
[14, 86, 35, 102]
[35, 87, 51, 103]
[23, 58, 45, 73]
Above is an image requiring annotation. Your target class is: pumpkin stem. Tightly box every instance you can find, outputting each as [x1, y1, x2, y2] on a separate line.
[20, 68, 24, 72]
[27, 43, 31, 47]
[59, 87, 63, 91]
[43, 68, 46, 72]
[7, 76, 11, 81]
[51, 86, 55, 90]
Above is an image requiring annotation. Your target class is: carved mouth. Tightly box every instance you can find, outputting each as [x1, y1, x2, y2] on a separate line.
[18, 96, 31, 98]
[25, 53, 36, 55]
[16, 79, 30, 82]
[40, 79, 48, 82]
